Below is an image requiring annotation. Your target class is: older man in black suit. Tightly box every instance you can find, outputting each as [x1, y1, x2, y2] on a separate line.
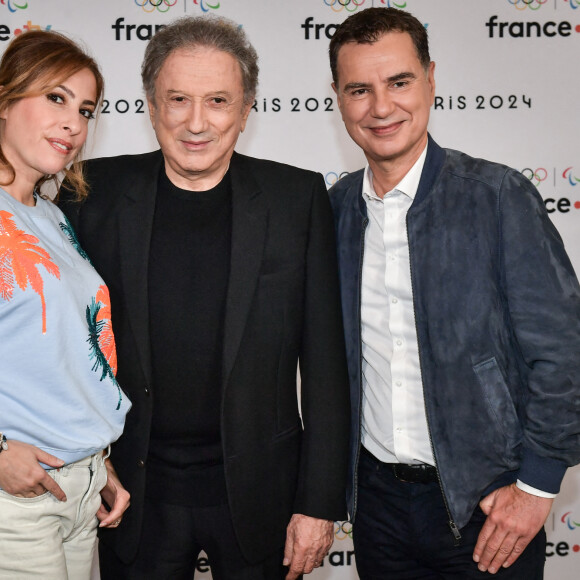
[59, 15, 349, 580]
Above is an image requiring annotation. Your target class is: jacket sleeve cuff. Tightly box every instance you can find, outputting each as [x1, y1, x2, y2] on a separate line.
[517, 448, 567, 494]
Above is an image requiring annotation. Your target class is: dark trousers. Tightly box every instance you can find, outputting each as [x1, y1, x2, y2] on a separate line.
[353, 448, 546, 579]
[99, 498, 288, 579]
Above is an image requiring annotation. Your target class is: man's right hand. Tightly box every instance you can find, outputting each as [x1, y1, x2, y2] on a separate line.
[0, 440, 66, 500]
[473, 483, 552, 574]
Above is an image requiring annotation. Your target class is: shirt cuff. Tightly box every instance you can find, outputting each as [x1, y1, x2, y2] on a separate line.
[516, 479, 557, 499]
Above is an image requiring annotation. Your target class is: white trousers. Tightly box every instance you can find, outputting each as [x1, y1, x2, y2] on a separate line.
[0, 451, 107, 579]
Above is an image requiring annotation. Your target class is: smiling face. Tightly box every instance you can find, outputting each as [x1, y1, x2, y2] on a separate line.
[333, 31, 435, 178]
[148, 47, 253, 191]
[0, 67, 97, 199]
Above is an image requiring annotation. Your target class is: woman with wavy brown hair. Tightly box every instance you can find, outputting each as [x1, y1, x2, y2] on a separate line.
[0, 30, 131, 579]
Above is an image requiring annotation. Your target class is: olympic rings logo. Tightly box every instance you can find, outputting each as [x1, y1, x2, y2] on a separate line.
[135, 0, 177, 13]
[564, 0, 580, 9]
[324, 0, 366, 13]
[521, 167, 547, 186]
[563, 167, 580, 186]
[523, 167, 580, 187]
[193, 0, 221, 12]
[325, 171, 350, 187]
[0, 0, 27, 12]
[507, 0, 548, 10]
[334, 521, 353, 540]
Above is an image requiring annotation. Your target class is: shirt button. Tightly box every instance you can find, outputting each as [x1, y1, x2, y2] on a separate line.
[396, 427, 402, 433]
[395, 381, 402, 387]
[396, 339, 402, 346]
[392, 298, 398, 304]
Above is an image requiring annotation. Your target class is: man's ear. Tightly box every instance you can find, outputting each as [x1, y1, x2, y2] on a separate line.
[331, 82, 342, 114]
[147, 96, 156, 129]
[240, 100, 253, 133]
[427, 61, 436, 105]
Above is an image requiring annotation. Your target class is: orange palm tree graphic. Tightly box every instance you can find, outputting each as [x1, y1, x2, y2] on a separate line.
[95, 285, 117, 376]
[87, 284, 122, 409]
[0, 210, 60, 334]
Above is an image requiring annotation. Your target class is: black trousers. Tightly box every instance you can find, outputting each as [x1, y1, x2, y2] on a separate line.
[353, 448, 546, 579]
[99, 498, 289, 580]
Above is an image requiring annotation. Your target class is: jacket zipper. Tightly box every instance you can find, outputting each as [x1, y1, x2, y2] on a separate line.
[352, 216, 369, 521]
[407, 217, 462, 545]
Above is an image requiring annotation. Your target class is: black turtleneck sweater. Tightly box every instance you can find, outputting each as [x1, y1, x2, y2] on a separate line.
[146, 168, 231, 506]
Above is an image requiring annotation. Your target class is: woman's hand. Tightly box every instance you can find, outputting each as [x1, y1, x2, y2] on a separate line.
[0, 440, 66, 499]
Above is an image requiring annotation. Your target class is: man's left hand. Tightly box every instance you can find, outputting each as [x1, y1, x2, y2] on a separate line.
[473, 483, 553, 574]
[283, 514, 334, 579]
[97, 458, 131, 528]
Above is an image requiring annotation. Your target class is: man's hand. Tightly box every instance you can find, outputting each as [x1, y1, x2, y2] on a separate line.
[283, 514, 334, 579]
[0, 440, 66, 500]
[473, 483, 553, 574]
[97, 458, 131, 528]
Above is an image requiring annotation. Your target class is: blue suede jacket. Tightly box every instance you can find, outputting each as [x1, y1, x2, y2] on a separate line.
[329, 136, 580, 533]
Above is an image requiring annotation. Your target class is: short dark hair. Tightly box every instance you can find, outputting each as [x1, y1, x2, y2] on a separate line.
[142, 15, 258, 106]
[329, 7, 430, 85]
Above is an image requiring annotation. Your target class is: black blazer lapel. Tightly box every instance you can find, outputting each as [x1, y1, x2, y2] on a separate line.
[223, 153, 268, 385]
[118, 151, 164, 386]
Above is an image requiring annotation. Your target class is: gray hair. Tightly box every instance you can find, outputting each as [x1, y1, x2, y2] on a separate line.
[142, 15, 259, 106]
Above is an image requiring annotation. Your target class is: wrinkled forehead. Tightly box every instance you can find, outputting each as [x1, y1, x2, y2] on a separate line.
[159, 46, 244, 82]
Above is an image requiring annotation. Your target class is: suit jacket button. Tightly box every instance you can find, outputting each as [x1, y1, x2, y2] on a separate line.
[137, 459, 145, 468]
[144, 386, 150, 396]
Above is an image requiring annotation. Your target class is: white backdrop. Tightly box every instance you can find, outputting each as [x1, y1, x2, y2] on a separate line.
[2, 0, 579, 577]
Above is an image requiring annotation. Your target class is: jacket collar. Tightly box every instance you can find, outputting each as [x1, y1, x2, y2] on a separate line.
[117, 150, 268, 388]
[413, 134, 446, 208]
[222, 152, 268, 385]
[348, 134, 446, 217]
[118, 150, 164, 384]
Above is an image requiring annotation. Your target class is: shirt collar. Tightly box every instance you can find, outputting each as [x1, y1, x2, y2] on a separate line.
[362, 143, 428, 202]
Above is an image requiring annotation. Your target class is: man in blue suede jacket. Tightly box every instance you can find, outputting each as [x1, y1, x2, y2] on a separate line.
[328, 7, 580, 579]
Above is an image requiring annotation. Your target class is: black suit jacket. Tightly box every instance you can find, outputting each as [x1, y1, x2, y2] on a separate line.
[59, 150, 350, 564]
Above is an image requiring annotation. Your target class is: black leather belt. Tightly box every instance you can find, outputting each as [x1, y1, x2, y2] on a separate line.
[362, 447, 438, 484]
[390, 462, 438, 484]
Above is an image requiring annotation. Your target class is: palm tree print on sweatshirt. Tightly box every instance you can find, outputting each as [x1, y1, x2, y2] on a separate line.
[0, 210, 60, 334]
[59, 217, 90, 262]
[87, 284, 122, 409]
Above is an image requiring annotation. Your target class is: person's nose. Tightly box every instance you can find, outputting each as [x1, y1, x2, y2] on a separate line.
[61, 109, 82, 136]
[186, 99, 209, 134]
[370, 89, 396, 119]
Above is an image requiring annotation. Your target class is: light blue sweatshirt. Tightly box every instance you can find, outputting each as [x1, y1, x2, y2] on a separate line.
[0, 188, 131, 467]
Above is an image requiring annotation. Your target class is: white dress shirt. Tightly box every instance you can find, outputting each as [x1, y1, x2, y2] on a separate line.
[360, 146, 433, 466]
